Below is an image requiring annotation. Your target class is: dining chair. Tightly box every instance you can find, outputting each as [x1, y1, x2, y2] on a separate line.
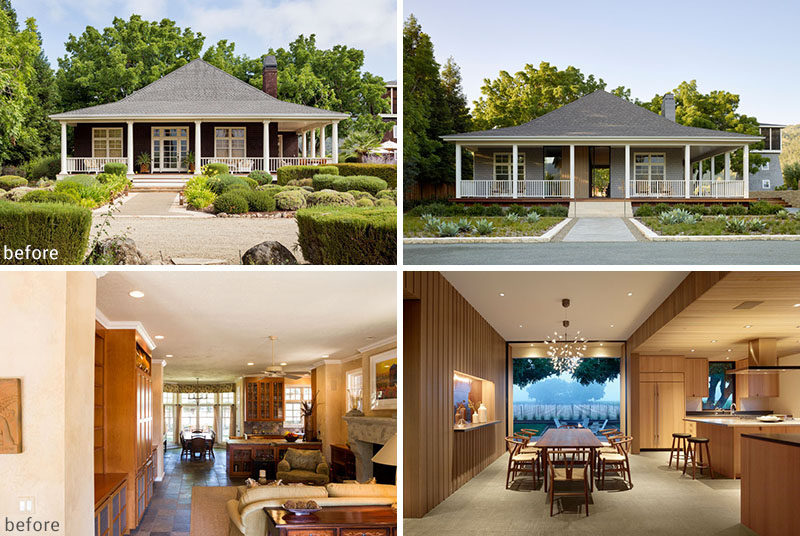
[205, 431, 216, 459]
[546, 449, 591, 516]
[519, 428, 540, 447]
[179, 431, 191, 458]
[599, 436, 633, 489]
[190, 437, 207, 461]
[504, 436, 539, 489]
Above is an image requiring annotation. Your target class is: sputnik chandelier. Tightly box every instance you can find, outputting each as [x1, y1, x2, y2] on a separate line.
[544, 298, 587, 374]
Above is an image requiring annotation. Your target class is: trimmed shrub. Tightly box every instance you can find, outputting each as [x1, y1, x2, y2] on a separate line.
[506, 205, 529, 216]
[726, 204, 747, 216]
[356, 197, 375, 207]
[375, 198, 395, 207]
[307, 189, 356, 207]
[287, 178, 313, 187]
[634, 204, 656, 217]
[748, 200, 783, 215]
[331, 163, 397, 189]
[376, 189, 396, 202]
[205, 162, 230, 176]
[213, 191, 249, 214]
[276, 165, 339, 185]
[275, 190, 307, 211]
[708, 204, 727, 215]
[311, 174, 339, 191]
[103, 162, 128, 176]
[25, 155, 60, 181]
[0, 200, 92, 264]
[259, 184, 285, 194]
[248, 170, 273, 186]
[347, 190, 376, 202]
[485, 204, 504, 216]
[545, 205, 569, 217]
[207, 174, 253, 195]
[329, 175, 388, 196]
[241, 189, 276, 212]
[2, 165, 25, 177]
[466, 204, 486, 216]
[295, 206, 396, 264]
[20, 190, 79, 205]
[0, 175, 28, 190]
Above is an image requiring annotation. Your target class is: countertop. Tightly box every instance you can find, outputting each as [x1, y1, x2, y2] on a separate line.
[684, 416, 800, 427]
[227, 438, 322, 445]
[741, 433, 800, 447]
[94, 473, 127, 508]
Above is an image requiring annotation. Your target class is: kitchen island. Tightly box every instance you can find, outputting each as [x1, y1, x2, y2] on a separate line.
[683, 416, 800, 478]
[226, 438, 322, 478]
[741, 433, 800, 536]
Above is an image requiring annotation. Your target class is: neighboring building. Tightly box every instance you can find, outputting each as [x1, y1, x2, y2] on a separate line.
[49, 57, 349, 181]
[442, 91, 762, 208]
[750, 123, 785, 191]
[380, 80, 398, 145]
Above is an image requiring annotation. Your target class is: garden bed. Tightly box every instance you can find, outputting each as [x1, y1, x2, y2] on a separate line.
[637, 215, 800, 236]
[404, 215, 564, 238]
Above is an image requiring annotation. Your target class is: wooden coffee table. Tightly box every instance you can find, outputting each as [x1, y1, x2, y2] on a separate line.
[264, 505, 397, 536]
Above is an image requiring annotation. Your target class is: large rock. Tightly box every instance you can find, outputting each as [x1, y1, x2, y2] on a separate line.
[241, 241, 298, 265]
[87, 237, 148, 265]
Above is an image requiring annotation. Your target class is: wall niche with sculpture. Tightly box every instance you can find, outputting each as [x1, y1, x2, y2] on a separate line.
[453, 371, 496, 431]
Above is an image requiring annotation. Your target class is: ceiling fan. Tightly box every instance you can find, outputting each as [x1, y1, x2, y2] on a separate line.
[261, 335, 304, 380]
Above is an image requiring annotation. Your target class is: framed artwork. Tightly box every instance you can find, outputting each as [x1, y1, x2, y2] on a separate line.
[370, 350, 397, 410]
[0, 379, 21, 454]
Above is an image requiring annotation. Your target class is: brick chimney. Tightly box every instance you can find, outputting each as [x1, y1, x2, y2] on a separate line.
[262, 55, 278, 97]
[661, 92, 676, 122]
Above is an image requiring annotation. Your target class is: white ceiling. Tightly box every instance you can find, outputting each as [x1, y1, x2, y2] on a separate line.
[96, 271, 397, 382]
[442, 271, 688, 342]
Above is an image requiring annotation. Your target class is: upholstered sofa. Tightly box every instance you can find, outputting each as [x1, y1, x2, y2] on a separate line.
[276, 448, 330, 485]
[226, 482, 397, 536]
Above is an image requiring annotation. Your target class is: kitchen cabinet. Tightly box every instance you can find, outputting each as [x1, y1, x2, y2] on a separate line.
[735, 358, 779, 400]
[685, 358, 709, 398]
[244, 377, 285, 422]
[640, 355, 684, 373]
[94, 474, 127, 536]
[639, 378, 685, 448]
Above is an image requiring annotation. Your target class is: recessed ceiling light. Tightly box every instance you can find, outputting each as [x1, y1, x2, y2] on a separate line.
[519, 324, 523, 328]
[610, 324, 615, 328]
[247, 362, 255, 366]
[322, 354, 330, 358]
[599, 343, 604, 347]
[129, 290, 144, 298]
[165, 354, 173, 358]
[744, 325, 752, 329]
[280, 362, 288, 366]
[691, 349, 695, 352]
[530, 343, 534, 347]
[627, 292, 633, 297]
[155, 335, 165, 340]
[711, 340, 717, 343]
[727, 349, 732, 352]
[794, 304, 800, 308]
[499, 293, 505, 297]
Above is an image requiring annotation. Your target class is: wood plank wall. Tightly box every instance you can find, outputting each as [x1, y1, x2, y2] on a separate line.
[403, 272, 507, 519]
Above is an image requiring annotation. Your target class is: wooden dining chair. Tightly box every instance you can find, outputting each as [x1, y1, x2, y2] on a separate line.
[519, 428, 540, 446]
[546, 449, 590, 516]
[505, 436, 539, 489]
[559, 424, 579, 429]
[599, 436, 633, 489]
[179, 431, 191, 458]
[190, 437, 207, 461]
[205, 431, 216, 459]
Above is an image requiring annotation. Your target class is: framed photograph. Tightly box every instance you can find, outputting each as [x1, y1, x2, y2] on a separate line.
[370, 350, 397, 410]
[0, 379, 21, 454]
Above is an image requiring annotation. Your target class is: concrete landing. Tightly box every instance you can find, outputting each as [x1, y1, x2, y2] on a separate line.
[562, 217, 637, 242]
[570, 200, 632, 217]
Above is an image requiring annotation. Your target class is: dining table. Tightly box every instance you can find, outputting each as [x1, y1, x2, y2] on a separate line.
[534, 427, 602, 492]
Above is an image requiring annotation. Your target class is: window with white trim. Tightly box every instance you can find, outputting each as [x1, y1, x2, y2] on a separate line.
[284, 386, 312, 428]
[759, 127, 782, 152]
[92, 128, 123, 158]
[634, 153, 666, 183]
[493, 153, 525, 181]
[762, 180, 771, 189]
[346, 370, 363, 412]
[214, 127, 246, 158]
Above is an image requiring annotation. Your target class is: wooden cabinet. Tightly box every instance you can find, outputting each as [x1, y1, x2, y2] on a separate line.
[330, 444, 356, 482]
[94, 474, 127, 536]
[227, 442, 322, 478]
[735, 359, 780, 400]
[639, 377, 685, 448]
[685, 358, 709, 398]
[135, 454, 155, 524]
[640, 355, 684, 373]
[245, 377, 285, 422]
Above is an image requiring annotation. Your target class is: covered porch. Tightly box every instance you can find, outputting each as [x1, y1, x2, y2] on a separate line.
[453, 141, 752, 201]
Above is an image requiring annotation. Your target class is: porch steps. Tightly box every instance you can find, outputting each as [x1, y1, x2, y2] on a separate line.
[569, 201, 632, 218]
[131, 177, 188, 192]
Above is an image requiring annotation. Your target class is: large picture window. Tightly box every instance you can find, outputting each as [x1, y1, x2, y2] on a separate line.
[215, 127, 246, 158]
[92, 128, 123, 158]
[759, 127, 782, 152]
[284, 386, 312, 428]
[634, 153, 665, 183]
[543, 147, 562, 180]
[164, 390, 235, 444]
[494, 153, 525, 181]
[702, 362, 735, 410]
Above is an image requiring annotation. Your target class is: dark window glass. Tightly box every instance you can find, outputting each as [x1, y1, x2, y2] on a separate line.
[760, 127, 771, 150]
[702, 362, 735, 409]
[544, 147, 562, 180]
[771, 128, 781, 151]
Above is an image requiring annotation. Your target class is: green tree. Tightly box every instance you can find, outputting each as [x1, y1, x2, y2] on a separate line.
[514, 358, 556, 388]
[56, 15, 205, 111]
[340, 130, 382, 162]
[642, 81, 767, 174]
[202, 39, 261, 83]
[572, 358, 620, 386]
[472, 61, 629, 130]
[783, 162, 800, 190]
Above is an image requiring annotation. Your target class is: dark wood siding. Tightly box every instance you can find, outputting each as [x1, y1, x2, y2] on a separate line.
[73, 123, 128, 158]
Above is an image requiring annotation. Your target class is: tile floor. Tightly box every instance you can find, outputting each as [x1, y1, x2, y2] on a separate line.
[403, 451, 758, 536]
[131, 447, 241, 536]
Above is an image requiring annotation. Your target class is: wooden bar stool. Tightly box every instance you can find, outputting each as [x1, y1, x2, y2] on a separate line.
[668, 432, 690, 469]
[683, 437, 714, 479]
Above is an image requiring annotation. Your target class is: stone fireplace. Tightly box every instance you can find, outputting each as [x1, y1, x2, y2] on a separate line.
[342, 415, 396, 482]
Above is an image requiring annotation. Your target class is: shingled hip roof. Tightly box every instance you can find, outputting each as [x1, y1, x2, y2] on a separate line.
[50, 59, 349, 120]
[443, 90, 761, 142]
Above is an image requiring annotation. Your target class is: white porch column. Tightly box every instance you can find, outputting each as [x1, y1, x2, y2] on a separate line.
[301, 132, 307, 157]
[724, 151, 731, 181]
[569, 144, 575, 199]
[126, 121, 134, 175]
[743, 145, 749, 198]
[311, 128, 316, 158]
[332, 122, 339, 163]
[60, 122, 67, 175]
[512, 144, 519, 198]
[624, 145, 631, 199]
[710, 155, 715, 180]
[455, 143, 462, 199]
[684, 144, 691, 199]
[194, 120, 202, 175]
[320, 124, 326, 158]
[262, 120, 270, 174]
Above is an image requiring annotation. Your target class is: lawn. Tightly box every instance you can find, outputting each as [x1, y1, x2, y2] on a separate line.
[404, 215, 564, 238]
[638, 215, 800, 236]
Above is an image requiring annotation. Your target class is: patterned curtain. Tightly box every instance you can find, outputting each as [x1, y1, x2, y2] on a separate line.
[164, 383, 235, 394]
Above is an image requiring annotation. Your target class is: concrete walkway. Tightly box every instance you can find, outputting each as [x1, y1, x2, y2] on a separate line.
[562, 217, 637, 242]
[114, 192, 179, 216]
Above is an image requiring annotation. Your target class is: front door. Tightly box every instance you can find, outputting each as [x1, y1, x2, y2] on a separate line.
[151, 127, 189, 172]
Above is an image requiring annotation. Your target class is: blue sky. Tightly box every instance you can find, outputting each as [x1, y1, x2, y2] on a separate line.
[13, 0, 397, 80]
[405, 0, 800, 124]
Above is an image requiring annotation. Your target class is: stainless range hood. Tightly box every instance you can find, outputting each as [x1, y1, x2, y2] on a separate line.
[726, 338, 800, 375]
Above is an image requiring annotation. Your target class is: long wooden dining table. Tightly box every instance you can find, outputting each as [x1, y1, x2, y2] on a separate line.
[534, 428, 603, 492]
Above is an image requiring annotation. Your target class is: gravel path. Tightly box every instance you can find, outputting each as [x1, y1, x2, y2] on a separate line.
[93, 215, 304, 264]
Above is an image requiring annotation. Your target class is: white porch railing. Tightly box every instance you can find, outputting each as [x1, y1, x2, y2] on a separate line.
[460, 180, 571, 198]
[461, 180, 512, 197]
[629, 180, 686, 198]
[200, 157, 264, 173]
[520, 180, 571, 198]
[690, 180, 745, 198]
[268, 157, 330, 172]
[65, 157, 127, 173]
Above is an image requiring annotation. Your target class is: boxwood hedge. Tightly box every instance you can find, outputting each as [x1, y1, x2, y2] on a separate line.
[331, 163, 396, 189]
[103, 162, 128, 176]
[0, 200, 92, 264]
[311, 174, 388, 195]
[0, 175, 28, 190]
[213, 191, 249, 214]
[295, 206, 397, 265]
[276, 165, 339, 185]
[20, 190, 79, 205]
[241, 189, 276, 212]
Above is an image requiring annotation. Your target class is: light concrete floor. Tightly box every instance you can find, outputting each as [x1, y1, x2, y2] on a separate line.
[562, 218, 637, 242]
[403, 451, 756, 536]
